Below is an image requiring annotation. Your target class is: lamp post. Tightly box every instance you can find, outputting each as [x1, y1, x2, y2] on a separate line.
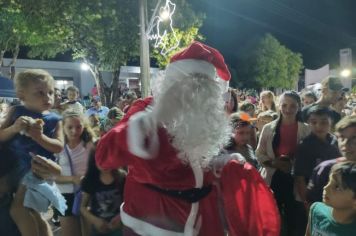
[340, 68, 351, 78]
[140, 0, 176, 98]
[139, 0, 150, 98]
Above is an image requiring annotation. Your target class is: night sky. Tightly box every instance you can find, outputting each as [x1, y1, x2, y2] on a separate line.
[191, 0, 356, 70]
[15, 0, 356, 71]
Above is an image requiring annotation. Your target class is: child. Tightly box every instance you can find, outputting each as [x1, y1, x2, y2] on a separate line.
[54, 110, 96, 236]
[100, 107, 124, 135]
[0, 69, 65, 236]
[255, 110, 278, 138]
[293, 107, 341, 236]
[301, 91, 317, 107]
[61, 85, 85, 114]
[224, 112, 259, 168]
[89, 113, 101, 137]
[80, 149, 126, 236]
[294, 107, 341, 205]
[258, 90, 277, 113]
[306, 161, 356, 235]
[306, 115, 356, 203]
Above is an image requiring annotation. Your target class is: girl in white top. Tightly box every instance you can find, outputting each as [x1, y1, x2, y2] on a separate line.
[55, 110, 96, 236]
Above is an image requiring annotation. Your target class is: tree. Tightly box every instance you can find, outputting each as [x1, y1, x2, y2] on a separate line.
[151, 27, 204, 68]
[0, 0, 204, 106]
[0, 0, 72, 70]
[239, 33, 303, 90]
[150, 0, 205, 68]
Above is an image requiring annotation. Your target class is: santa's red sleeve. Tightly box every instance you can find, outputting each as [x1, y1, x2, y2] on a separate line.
[221, 160, 280, 236]
[95, 97, 153, 169]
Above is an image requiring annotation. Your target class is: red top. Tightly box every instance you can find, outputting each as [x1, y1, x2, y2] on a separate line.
[275, 122, 298, 158]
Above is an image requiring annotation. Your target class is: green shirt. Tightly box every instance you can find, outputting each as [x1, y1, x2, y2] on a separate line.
[310, 202, 356, 236]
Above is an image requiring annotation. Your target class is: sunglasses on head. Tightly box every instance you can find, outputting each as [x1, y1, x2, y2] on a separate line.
[233, 121, 251, 129]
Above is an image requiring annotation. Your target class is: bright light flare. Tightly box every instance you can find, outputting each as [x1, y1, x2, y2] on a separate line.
[160, 9, 170, 21]
[340, 69, 351, 78]
[81, 63, 90, 71]
[147, 0, 179, 56]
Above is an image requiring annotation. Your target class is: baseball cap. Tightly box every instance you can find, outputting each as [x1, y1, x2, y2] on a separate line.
[321, 76, 344, 91]
[91, 96, 101, 102]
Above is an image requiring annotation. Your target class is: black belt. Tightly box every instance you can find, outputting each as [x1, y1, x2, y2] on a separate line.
[145, 184, 212, 203]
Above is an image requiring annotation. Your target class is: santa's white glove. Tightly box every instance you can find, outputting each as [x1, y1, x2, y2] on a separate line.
[210, 153, 246, 177]
[127, 107, 159, 159]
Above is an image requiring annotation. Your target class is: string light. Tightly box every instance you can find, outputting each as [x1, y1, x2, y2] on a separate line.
[147, 0, 180, 56]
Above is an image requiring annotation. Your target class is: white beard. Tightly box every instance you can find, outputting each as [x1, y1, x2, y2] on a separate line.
[152, 73, 231, 169]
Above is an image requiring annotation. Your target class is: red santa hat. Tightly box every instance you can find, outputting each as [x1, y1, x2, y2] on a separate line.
[166, 41, 231, 82]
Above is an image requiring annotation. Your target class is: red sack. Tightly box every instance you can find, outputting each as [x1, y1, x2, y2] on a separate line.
[221, 160, 280, 236]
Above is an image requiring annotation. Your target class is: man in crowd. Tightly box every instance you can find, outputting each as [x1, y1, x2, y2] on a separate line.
[86, 95, 109, 119]
[301, 76, 344, 125]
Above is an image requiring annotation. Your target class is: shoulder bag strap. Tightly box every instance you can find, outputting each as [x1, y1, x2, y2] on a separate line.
[64, 145, 74, 176]
[64, 145, 80, 191]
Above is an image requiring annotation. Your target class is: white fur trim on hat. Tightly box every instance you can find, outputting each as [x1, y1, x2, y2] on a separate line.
[165, 59, 217, 81]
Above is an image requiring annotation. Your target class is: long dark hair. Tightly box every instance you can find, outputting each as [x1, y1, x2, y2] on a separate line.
[272, 91, 301, 152]
[81, 147, 126, 192]
[81, 148, 100, 187]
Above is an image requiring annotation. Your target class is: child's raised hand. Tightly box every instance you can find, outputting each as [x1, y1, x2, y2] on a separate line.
[12, 116, 31, 133]
[27, 119, 44, 139]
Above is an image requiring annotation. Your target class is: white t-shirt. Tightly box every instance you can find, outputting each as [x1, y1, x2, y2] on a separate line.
[56, 141, 91, 193]
[63, 101, 85, 114]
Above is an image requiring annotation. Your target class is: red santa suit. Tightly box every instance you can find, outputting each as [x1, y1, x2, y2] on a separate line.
[96, 42, 280, 236]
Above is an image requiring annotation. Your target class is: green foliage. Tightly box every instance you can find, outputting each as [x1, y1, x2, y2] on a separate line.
[69, 0, 140, 71]
[239, 33, 303, 89]
[150, 0, 205, 68]
[152, 27, 204, 68]
[0, 0, 73, 60]
[0, 0, 204, 104]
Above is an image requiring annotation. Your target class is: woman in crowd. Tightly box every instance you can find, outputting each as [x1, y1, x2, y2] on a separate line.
[256, 91, 310, 236]
[224, 88, 239, 116]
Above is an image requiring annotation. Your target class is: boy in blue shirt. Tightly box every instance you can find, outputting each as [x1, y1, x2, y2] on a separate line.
[306, 161, 356, 235]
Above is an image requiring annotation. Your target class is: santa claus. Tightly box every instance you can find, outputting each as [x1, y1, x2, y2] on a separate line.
[96, 42, 280, 236]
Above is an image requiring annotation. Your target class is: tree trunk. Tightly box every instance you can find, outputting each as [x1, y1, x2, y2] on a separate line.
[109, 69, 121, 107]
[87, 63, 121, 108]
[8, 42, 19, 67]
[93, 66, 108, 106]
[0, 38, 9, 67]
[0, 49, 5, 67]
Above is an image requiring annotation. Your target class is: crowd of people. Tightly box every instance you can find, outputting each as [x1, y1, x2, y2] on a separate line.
[0, 41, 355, 236]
